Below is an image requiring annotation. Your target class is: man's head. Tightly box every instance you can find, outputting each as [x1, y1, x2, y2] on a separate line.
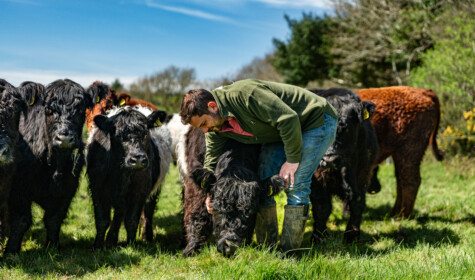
[180, 89, 225, 133]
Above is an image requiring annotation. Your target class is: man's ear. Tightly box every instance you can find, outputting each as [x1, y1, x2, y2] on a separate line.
[147, 110, 167, 129]
[94, 115, 113, 133]
[207, 101, 218, 113]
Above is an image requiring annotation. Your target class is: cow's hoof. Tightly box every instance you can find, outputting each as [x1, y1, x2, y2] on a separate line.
[343, 229, 360, 244]
[311, 230, 328, 244]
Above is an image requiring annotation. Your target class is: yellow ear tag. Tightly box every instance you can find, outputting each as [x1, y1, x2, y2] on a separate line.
[29, 96, 35, 106]
[364, 109, 370, 120]
[201, 177, 206, 189]
[119, 99, 126, 106]
[268, 185, 273, 196]
[96, 96, 100, 103]
[154, 119, 162, 127]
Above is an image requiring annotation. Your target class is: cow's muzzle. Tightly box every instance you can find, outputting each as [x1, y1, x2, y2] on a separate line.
[126, 153, 149, 169]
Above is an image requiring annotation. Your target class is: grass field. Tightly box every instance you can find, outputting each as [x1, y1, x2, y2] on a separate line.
[0, 154, 474, 279]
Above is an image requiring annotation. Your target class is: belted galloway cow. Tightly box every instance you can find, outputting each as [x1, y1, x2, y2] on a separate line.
[310, 88, 378, 243]
[5, 79, 92, 253]
[86, 106, 172, 249]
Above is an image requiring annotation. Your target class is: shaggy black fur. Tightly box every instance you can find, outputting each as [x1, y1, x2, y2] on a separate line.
[0, 80, 26, 242]
[5, 79, 93, 253]
[86, 107, 167, 249]
[183, 130, 285, 257]
[310, 88, 379, 243]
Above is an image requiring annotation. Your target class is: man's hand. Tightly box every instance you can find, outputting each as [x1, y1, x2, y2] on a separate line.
[279, 162, 299, 189]
[205, 194, 213, 214]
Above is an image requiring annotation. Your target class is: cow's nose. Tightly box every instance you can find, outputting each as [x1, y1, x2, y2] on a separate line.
[224, 240, 238, 256]
[54, 133, 75, 148]
[128, 154, 149, 169]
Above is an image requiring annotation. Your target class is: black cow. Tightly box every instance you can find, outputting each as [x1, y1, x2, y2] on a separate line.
[86, 106, 171, 249]
[5, 79, 92, 253]
[0, 80, 26, 242]
[309, 88, 378, 243]
[182, 128, 285, 257]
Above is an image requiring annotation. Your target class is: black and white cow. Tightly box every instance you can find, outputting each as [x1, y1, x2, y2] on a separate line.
[5, 79, 93, 253]
[0, 80, 26, 242]
[310, 88, 378, 243]
[181, 128, 285, 257]
[86, 106, 172, 249]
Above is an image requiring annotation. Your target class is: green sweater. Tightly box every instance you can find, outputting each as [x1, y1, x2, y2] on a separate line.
[203, 79, 339, 171]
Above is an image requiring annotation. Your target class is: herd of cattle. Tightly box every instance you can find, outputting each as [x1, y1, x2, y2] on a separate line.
[0, 78, 443, 257]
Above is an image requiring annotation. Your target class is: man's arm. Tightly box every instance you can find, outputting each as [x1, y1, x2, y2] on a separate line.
[203, 132, 228, 171]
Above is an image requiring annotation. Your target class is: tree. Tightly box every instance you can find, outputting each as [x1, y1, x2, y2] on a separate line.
[272, 13, 335, 87]
[110, 78, 124, 92]
[410, 10, 475, 135]
[127, 66, 196, 113]
[235, 54, 283, 82]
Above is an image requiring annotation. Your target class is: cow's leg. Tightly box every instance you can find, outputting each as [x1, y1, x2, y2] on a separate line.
[92, 201, 111, 250]
[391, 152, 423, 218]
[106, 205, 125, 248]
[43, 183, 77, 250]
[310, 180, 332, 243]
[124, 198, 145, 245]
[5, 202, 32, 254]
[182, 180, 212, 258]
[142, 193, 158, 242]
[344, 189, 366, 243]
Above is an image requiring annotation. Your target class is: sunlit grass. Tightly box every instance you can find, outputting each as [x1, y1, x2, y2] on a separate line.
[0, 154, 474, 279]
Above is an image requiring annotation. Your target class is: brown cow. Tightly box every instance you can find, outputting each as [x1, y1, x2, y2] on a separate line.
[355, 86, 443, 218]
[85, 82, 158, 132]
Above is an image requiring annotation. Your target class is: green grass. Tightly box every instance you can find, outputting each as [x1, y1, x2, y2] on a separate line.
[1, 155, 474, 279]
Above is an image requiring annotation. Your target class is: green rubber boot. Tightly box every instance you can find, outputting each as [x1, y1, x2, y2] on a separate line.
[255, 204, 278, 247]
[280, 205, 310, 253]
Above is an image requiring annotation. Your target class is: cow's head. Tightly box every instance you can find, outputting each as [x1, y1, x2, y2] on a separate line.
[0, 80, 25, 166]
[44, 79, 92, 151]
[93, 107, 167, 170]
[86, 81, 118, 132]
[191, 153, 285, 257]
[320, 95, 376, 171]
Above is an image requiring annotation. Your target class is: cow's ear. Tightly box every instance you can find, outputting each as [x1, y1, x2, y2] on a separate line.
[262, 175, 286, 197]
[118, 93, 130, 107]
[93, 115, 113, 133]
[147, 110, 167, 129]
[360, 100, 376, 121]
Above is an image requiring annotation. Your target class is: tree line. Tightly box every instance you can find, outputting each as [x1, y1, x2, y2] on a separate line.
[114, 0, 474, 155]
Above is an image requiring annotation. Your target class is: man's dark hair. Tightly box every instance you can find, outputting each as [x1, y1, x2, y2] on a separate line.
[180, 89, 215, 124]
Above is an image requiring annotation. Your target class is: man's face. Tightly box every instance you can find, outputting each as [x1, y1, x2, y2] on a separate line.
[190, 111, 224, 133]
[189, 102, 224, 133]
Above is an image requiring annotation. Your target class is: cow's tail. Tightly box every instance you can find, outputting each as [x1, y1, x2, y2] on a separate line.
[426, 89, 444, 161]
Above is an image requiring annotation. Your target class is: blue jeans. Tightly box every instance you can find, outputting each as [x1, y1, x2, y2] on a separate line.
[258, 113, 337, 206]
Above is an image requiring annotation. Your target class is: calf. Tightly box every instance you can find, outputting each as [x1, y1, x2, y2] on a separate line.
[310, 88, 378, 243]
[85, 82, 167, 240]
[0, 80, 25, 241]
[86, 106, 172, 249]
[181, 128, 285, 257]
[5, 79, 93, 253]
[355, 86, 443, 217]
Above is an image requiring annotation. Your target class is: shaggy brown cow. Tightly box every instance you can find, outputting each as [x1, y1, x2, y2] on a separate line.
[85, 82, 157, 132]
[355, 86, 443, 218]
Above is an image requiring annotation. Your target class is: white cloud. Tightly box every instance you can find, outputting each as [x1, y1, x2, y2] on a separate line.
[144, 0, 231, 22]
[1, 70, 137, 88]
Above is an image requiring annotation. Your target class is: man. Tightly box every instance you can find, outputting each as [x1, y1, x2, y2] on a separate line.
[180, 79, 338, 252]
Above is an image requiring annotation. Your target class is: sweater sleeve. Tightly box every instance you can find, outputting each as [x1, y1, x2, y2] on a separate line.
[203, 132, 228, 171]
[247, 85, 302, 163]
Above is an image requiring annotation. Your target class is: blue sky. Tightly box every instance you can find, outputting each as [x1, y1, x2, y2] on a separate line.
[0, 0, 330, 87]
